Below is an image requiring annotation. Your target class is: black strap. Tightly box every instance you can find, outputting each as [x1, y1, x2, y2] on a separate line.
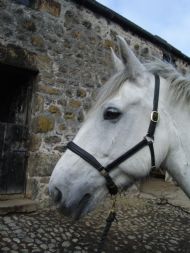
[145, 137, 156, 168]
[105, 136, 156, 172]
[153, 74, 160, 112]
[67, 142, 103, 172]
[147, 74, 160, 138]
[105, 139, 148, 172]
[67, 141, 118, 195]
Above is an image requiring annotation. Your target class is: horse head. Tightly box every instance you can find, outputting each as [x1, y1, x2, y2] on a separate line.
[49, 36, 177, 220]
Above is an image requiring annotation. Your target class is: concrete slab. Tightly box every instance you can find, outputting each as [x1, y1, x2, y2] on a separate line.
[140, 178, 190, 212]
[0, 199, 39, 215]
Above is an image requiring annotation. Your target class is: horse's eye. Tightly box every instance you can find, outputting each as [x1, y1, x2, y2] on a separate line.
[103, 107, 122, 121]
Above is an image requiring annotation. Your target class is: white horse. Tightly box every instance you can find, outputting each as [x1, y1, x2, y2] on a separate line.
[49, 36, 190, 220]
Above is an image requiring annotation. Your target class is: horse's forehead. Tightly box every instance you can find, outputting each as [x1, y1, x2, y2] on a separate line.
[116, 80, 146, 104]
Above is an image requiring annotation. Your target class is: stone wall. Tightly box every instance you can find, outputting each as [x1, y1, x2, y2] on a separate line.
[0, 0, 190, 206]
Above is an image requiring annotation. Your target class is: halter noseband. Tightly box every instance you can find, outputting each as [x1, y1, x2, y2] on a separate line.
[67, 74, 160, 196]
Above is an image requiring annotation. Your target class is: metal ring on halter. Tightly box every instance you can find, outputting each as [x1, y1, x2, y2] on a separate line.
[151, 111, 159, 122]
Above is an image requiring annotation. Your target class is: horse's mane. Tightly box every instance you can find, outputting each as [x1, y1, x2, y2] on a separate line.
[145, 60, 190, 102]
[93, 69, 131, 109]
[94, 59, 190, 109]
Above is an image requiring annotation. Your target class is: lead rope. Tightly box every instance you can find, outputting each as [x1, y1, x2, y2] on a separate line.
[97, 196, 118, 253]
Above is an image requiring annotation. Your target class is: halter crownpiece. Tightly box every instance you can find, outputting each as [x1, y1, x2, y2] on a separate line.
[67, 74, 160, 195]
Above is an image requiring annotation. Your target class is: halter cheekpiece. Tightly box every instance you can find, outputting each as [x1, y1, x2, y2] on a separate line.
[67, 74, 160, 196]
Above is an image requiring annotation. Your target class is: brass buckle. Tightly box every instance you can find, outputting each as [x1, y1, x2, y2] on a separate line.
[151, 111, 159, 123]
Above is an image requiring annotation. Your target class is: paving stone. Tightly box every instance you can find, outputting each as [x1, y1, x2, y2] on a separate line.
[62, 241, 71, 247]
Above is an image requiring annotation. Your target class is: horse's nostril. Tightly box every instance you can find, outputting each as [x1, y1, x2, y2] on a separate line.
[52, 187, 62, 203]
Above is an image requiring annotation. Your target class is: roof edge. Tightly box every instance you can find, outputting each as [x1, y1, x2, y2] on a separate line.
[72, 0, 190, 64]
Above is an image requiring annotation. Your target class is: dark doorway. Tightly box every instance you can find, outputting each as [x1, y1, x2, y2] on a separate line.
[0, 63, 36, 194]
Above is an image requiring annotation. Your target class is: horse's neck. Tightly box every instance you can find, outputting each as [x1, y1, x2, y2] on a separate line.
[167, 101, 190, 157]
[163, 83, 190, 197]
[159, 77, 190, 155]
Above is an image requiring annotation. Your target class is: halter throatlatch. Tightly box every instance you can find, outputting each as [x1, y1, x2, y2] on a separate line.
[67, 74, 160, 196]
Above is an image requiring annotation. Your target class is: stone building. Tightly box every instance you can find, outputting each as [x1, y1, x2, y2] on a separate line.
[0, 0, 190, 208]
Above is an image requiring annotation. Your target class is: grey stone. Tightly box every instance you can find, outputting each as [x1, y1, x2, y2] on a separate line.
[45, 136, 61, 144]
[64, 10, 80, 29]
[1, 248, 10, 251]
[28, 152, 60, 177]
[40, 244, 48, 250]
[24, 237, 34, 243]
[13, 238, 20, 243]
[145, 245, 152, 250]
[62, 241, 71, 247]
[0, 11, 12, 23]
[3, 237, 11, 242]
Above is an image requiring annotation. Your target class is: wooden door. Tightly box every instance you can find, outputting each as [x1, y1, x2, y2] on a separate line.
[0, 63, 34, 195]
[0, 123, 28, 194]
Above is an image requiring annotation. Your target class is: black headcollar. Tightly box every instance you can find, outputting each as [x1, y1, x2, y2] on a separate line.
[67, 74, 160, 195]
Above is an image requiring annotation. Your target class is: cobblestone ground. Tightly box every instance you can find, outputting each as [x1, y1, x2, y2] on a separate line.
[1, 195, 190, 253]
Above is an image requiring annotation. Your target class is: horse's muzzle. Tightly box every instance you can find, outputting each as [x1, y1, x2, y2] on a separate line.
[49, 185, 91, 220]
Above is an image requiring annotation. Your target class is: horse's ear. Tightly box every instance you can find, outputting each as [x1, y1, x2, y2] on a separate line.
[117, 36, 145, 77]
[110, 47, 125, 72]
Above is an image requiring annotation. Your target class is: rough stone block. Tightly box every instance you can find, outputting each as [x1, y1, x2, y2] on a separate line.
[48, 105, 61, 114]
[34, 94, 44, 112]
[64, 10, 79, 28]
[25, 177, 39, 199]
[31, 35, 45, 49]
[32, 114, 55, 133]
[82, 20, 92, 29]
[0, 43, 38, 72]
[77, 88, 87, 98]
[29, 134, 42, 151]
[64, 112, 75, 120]
[69, 99, 81, 108]
[45, 135, 61, 144]
[22, 19, 36, 32]
[59, 123, 66, 131]
[40, 177, 50, 184]
[35, 55, 52, 70]
[32, 0, 61, 17]
[38, 84, 61, 96]
[54, 145, 67, 153]
[104, 39, 115, 49]
[27, 152, 60, 177]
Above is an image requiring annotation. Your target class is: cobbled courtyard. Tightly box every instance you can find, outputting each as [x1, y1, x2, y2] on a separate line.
[1, 192, 190, 253]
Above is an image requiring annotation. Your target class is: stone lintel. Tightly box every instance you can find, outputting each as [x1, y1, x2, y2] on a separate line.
[0, 43, 38, 74]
